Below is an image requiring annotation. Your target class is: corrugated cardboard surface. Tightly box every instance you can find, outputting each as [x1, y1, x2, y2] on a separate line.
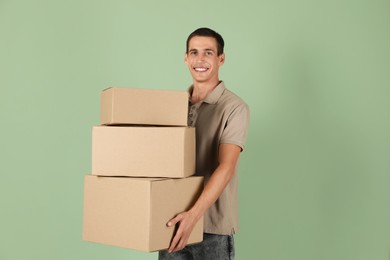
[101, 87, 189, 126]
[83, 175, 204, 252]
[149, 178, 204, 250]
[91, 126, 195, 178]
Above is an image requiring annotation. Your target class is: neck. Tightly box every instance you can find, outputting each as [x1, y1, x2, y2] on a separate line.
[191, 79, 221, 103]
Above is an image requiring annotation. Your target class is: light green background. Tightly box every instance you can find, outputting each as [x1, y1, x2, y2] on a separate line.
[1, 0, 389, 259]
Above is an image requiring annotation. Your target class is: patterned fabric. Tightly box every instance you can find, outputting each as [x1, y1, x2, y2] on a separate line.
[158, 233, 235, 260]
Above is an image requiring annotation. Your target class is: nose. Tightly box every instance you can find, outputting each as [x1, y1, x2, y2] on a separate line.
[196, 53, 205, 62]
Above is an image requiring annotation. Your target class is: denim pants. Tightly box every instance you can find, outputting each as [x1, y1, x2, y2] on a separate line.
[158, 233, 235, 260]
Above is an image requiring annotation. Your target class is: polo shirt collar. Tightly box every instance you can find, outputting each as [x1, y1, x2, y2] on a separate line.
[188, 81, 225, 105]
[203, 81, 225, 104]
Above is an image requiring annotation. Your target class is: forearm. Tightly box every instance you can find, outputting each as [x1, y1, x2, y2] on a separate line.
[166, 144, 242, 252]
[188, 144, 241, 221]
[189, 165, 234, 220]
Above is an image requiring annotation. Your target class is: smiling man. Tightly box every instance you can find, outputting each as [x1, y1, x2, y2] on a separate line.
[159, 28, 250, 260]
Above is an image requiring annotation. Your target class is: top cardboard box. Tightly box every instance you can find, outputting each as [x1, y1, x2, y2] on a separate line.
[101, 87, 189, 126]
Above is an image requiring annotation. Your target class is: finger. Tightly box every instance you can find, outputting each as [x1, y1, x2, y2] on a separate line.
[171, 229, 191, 252]
[174, 232, 190, 252]
[172, 239, 185, 253]
[168, 232, 182, 252]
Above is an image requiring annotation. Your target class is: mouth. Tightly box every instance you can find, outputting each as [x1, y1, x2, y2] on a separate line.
[193, 66, 209, 72]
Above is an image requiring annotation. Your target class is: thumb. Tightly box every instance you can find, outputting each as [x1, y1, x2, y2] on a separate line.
[167, 213, 185, 227]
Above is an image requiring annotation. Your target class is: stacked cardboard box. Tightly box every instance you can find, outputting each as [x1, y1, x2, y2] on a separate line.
[83, 87, 204, 252]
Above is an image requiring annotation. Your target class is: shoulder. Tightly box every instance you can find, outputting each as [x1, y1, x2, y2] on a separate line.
[219, 88, 249, 112]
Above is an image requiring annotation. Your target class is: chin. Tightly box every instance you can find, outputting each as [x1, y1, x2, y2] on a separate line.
[193, 77, 209, 83]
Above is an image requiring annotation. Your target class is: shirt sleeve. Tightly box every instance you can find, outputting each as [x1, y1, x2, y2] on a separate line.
[220, 103, 250, 151]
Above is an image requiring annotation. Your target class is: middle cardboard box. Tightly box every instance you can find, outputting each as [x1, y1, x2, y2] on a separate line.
[92, 126, 195, 178]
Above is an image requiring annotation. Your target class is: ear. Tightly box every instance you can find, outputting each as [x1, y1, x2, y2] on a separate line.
[184, 53, 188, 65]
[219, 53, 225, 66]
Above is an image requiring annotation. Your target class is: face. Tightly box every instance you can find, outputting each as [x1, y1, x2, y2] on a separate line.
[185, 36, 225, 85]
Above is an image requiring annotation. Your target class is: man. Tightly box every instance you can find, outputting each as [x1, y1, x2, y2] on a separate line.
[159, 27, 250, 260]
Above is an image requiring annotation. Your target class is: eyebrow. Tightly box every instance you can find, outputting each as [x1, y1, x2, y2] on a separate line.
[189, 48, 215, 52]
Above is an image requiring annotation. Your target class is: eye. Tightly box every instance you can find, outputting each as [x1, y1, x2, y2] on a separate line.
[189, 51, 198, 56]
[205, 51, 213, 56]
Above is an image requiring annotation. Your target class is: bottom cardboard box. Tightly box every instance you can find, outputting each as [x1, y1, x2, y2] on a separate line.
[83, 175, 204, 252]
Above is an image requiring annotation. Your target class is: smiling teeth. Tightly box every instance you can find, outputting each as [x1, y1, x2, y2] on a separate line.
[195, 68, 207, 72]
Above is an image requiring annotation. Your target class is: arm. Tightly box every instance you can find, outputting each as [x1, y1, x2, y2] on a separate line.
[167, 143, 242, 253]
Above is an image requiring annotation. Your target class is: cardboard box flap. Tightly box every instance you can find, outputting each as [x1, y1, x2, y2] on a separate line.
[92, 176, 170, 182]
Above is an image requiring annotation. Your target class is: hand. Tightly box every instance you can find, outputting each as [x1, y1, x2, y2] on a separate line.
[167, 211, 197, 253]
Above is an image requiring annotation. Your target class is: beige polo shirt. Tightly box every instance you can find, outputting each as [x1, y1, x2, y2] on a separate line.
[188, 81, 250, 235]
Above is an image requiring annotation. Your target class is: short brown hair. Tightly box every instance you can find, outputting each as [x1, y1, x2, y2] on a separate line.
[186, 27, 225, 56]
